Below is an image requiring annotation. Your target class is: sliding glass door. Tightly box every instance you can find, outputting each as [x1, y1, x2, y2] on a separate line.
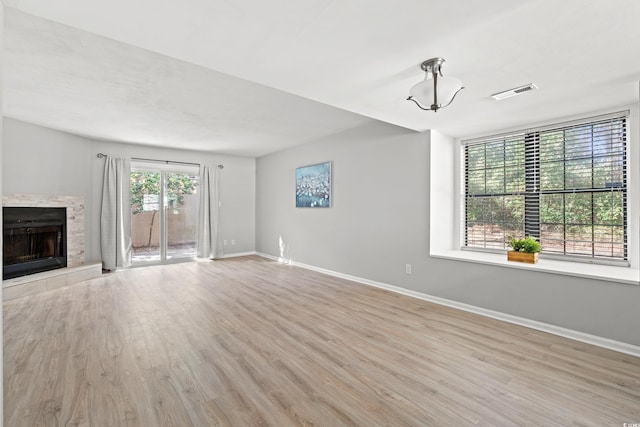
[130, 163, 199, 264]
[165, 172, 199, 260]
[130, 170, 161, 262]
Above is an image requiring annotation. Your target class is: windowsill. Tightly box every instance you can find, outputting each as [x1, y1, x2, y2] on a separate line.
[430, 249, 640, 285]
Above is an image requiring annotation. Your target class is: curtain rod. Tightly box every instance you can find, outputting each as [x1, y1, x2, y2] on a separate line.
[96, 153, 224, 169]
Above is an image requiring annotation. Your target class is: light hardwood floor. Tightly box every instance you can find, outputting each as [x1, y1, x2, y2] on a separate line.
[4, 256, 640, 426]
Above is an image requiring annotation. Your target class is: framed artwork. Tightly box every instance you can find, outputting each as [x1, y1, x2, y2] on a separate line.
[295, 161, 332, 208]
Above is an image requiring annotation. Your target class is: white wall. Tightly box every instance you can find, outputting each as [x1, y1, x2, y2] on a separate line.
[256, 119, 640, 347]
[3, 118, 255, 262]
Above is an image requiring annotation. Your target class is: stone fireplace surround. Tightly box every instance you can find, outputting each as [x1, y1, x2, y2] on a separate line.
[3, 193, 102, 300]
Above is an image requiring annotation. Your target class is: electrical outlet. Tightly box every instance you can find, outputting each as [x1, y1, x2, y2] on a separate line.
[223, 240, 228, 245]
[231, 239, 236, 245]
[405, 264, 412, 275]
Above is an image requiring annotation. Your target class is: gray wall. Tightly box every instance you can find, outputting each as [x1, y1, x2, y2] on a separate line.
[1, 5, 4, 424]
[3, 118, 255, 262]
[5, 116, 640, 347]
[255, 120, 640, 347]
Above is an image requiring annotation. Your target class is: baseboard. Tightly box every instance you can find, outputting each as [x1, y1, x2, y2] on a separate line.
[219, 251, 257, 259]
[256, 252, 640, 358]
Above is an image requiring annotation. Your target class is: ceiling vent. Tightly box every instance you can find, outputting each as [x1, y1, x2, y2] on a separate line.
[491, 83, 538, 100]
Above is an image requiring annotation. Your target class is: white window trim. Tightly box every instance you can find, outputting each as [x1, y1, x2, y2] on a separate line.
[429, 105, 640, 286]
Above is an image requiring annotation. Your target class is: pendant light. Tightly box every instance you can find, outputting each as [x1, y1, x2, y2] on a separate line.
[407, 57, 464, 112]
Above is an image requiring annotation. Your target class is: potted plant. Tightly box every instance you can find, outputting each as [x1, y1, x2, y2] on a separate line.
[508, 236, 541, 264]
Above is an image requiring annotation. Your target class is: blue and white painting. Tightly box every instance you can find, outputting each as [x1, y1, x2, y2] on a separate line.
[296, 162, 331, 208]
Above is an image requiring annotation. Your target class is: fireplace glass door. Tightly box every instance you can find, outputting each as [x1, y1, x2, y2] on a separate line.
[130, 162, 199, 264]
[3, 207, 67, 279]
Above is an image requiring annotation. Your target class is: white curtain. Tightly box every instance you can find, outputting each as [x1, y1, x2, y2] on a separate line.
[100, 156, 132, 270]
[197, 164, 223, 259]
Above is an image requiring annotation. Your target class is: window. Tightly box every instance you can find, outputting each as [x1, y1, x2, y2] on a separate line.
[463, 111, 628, 263]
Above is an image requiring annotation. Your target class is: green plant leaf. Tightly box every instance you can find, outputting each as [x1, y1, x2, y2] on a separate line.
[509, 235, 541, 253]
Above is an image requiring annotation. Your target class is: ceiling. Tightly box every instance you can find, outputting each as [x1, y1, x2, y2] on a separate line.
[4, 0, 640, 157]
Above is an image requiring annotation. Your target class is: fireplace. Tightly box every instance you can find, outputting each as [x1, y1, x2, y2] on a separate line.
[3, 207, 67, 280]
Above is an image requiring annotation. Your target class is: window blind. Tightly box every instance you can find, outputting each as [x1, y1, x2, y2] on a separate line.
[463, 111, 628, 263]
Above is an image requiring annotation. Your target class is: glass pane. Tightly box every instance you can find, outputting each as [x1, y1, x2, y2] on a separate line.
[540, 160, 564, 190]
[465, 197, 482, 223]
[593, 225, 625, 258]
[593, 241, 614, 258]
[485, 141, 504, 167]
[465, 214, 486, 247]
[540, 194, 563, 224]
[594, 225, 615, 243]
[565, 225, 593, 256]
[593, 192, 624, 225]
[466, 145, 485, 170]
[540, 223, 564, 254]
[593, 156, 624, 188]
[610, 243, 625, 259]
[485, 233, 506, 249]
[504, 139, 524, 163]
[593, 122, 625, 156]
[466, 197, 487, 248]
[502, 196, 524, 227]
[564, 125, 593, 159]
[485, 168, 505, 193]
[131, 171, 161, 263]
[565, 193, 592, 225]
[166, 173, 199, 260]
[466, 170, 485, 195]
[539, 130, 564, 161]
[465, 196, 523, 249]
[565, 159, 593, 189]
[505, 165, 525, 192]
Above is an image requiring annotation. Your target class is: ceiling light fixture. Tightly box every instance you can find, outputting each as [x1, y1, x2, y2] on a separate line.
[407, 57, 464, 112]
